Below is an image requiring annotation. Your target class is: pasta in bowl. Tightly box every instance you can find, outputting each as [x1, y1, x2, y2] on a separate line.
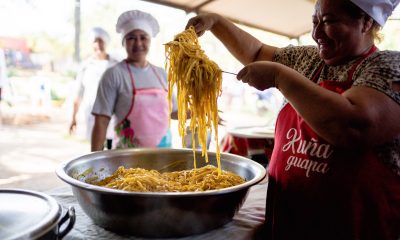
[91, 165, 245, 192]
[56, 148, 266, 238]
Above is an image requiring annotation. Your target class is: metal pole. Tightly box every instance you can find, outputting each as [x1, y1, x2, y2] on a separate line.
[74, 0, 81, 63]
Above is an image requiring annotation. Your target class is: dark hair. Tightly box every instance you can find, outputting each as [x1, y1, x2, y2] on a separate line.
[342, 0, 383, 42]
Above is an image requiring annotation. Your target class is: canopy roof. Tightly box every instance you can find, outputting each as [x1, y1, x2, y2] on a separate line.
[142, 0, 315, 39]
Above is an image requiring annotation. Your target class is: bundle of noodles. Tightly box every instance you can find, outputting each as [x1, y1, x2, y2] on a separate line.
[93, 165, 245, 192]
[164, 26, 223, 172]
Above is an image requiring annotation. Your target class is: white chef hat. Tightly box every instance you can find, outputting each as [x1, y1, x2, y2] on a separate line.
[350, 0, 400, 26]
[89, 27, 110, 45]
[116, 10, 160, 41]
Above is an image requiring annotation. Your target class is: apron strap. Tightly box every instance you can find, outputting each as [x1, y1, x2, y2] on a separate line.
[149, 64, 168, 91]
[311, 45, 378, 83]
[346, 45, 377, 81]
[119, 61, 167, 128]
[125, 60, 136, 94]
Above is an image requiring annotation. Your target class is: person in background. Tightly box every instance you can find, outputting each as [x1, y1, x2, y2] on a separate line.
[186, 0, 400, 239]
[91, 10, 178, 151]
[183, 126, 211, 150]
[0, 48, 8, 125]
[69, 27, 117, 149]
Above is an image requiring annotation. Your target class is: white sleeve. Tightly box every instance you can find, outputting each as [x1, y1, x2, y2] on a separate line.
[73, 66, 86, 100]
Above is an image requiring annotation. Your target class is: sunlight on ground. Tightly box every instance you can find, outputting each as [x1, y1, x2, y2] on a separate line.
[0, 151, 59, 173]
[0, 174, 31, 185]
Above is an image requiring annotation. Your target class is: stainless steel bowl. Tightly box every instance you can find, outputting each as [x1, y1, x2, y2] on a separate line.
[0, 189, 75, 240]
[56, 148, 266, 238]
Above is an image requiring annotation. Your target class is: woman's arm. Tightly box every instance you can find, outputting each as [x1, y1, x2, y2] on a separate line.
[69, 98, 81, 134]
[238, 61, 400, 148]
[170, 110, 178, 120]
[186, 13, 277, 65]
[91, 114, 110, 151]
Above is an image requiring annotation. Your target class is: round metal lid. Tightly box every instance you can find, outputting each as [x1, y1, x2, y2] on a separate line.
[0, 188, 61, 239]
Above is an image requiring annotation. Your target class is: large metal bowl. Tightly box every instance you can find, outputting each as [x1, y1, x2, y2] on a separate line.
[56, 148, 266, 238]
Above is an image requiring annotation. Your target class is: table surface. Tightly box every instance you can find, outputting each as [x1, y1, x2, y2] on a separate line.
[227, 126, 275, 139]
[49, 177, 268, 240]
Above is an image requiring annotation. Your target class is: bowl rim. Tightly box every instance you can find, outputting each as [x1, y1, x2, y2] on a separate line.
[55, 148, 267, 196]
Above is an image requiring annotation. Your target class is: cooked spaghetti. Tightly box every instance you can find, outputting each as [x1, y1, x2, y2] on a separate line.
[164, 27, 223, 171]
[92, 165, 245, 192]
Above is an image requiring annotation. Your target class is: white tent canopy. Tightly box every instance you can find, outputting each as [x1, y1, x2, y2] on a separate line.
[142, 0, 316, 39]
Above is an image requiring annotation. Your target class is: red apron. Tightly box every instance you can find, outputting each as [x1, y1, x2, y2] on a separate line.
[266, 46, 400, 240]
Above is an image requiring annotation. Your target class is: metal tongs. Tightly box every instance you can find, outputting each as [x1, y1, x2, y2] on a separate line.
[221, 70, 237, 76]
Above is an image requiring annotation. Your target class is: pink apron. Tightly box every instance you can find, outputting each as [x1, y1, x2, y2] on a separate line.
[266, 46, 400, 239]
[115, 61, 170, 148]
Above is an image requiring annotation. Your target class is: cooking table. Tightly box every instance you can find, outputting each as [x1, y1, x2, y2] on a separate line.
[227, 126, 275, 140]
[222, 126, 275, 167]
[48, 177, 268, 240]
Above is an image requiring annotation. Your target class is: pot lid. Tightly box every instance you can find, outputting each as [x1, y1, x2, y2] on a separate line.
[0, 188, 61, 240]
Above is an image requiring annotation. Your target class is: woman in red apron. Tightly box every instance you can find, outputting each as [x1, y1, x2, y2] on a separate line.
[265, 45, 400, 239]
[186, 0, 400, 239]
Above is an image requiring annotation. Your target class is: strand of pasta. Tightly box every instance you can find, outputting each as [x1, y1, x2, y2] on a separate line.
[164, 26, 222, 172]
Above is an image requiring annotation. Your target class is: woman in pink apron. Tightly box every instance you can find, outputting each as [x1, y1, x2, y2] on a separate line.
[91, 10, 176, 151]
[114, 61, 170, 148]
[186, 0, 400, 239]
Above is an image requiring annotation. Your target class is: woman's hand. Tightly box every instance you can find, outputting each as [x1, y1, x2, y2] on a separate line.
[237, 61, 279, 91]
[185, 13, 220, 37]
[69, 119, 77, 135]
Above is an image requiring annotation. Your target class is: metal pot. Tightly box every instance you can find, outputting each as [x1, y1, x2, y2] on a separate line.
[0, 189, 75, 240]
[56, 148, 266, 238]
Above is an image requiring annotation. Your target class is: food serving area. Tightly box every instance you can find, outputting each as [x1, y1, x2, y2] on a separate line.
[0, 104, 271, 239]
[0, 105, 272, 191]
[48, 178, 267, 239]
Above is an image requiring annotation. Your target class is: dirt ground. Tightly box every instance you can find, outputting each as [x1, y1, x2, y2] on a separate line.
[0, 103, 91, 192]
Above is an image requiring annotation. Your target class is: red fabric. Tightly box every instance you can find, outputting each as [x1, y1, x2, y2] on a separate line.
[266, 46, 400, 239]
[221, 134, 249, 156]
[221, 134, 274, 160]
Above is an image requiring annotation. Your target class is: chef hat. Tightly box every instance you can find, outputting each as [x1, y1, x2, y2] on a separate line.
[89, 27, 111, 45]
[350, 0, 400, 26]
[116, 10, 160, 41]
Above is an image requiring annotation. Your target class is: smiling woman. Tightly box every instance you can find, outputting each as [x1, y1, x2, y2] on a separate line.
[311, 0, 381, 65]
[91, 9, 179, 151]
[183, 0, 400, 239]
